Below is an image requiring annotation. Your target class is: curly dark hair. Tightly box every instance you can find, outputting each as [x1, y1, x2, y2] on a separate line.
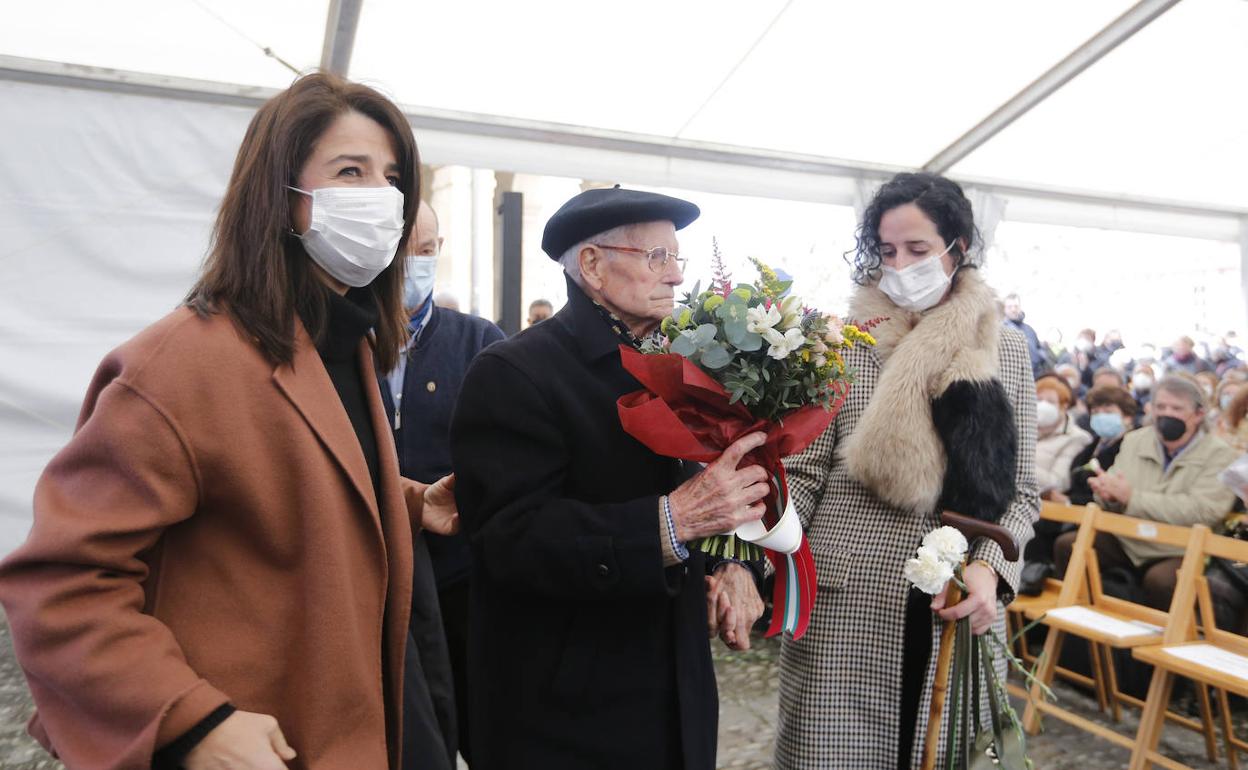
[846, 172, 981, 285]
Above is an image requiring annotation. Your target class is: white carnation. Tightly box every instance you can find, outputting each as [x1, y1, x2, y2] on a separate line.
[903, 546, 954, 595]
[921, 526, 968, 567]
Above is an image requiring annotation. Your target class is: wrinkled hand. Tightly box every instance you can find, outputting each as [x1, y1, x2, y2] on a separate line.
[933, 562, 999, 635]
[1089, 471, 1132, 506]
[183, 710, 296, 770]
[422, 474, 459, 535]
[706, 563, 764, 650]
[669, 433, 770, 542]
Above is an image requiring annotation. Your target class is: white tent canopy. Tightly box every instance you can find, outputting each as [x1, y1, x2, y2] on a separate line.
[1, 0, 1247, 554]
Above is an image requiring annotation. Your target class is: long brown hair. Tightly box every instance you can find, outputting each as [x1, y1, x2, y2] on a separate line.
[187, 72, 418, 371]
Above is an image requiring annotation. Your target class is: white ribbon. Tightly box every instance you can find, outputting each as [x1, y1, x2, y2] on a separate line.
[734, 497, 802, 555]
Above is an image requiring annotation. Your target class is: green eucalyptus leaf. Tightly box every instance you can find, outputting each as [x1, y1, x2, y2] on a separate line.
[736, 331, 763, 352]
[671, 333, 698, 357]
[693, 324, 718, 347]
[701, 345, 731, 369]
[723, 318, 748, 345]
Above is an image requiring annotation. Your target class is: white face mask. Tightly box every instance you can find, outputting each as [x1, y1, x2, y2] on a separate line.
[1036, 399, 1061, 430]
[403, 254, 438, 310]
[290, 185, 404, 288]
[877, 239, 957, 313]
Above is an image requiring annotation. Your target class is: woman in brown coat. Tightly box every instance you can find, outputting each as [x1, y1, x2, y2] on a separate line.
[0, 74, 455, 770]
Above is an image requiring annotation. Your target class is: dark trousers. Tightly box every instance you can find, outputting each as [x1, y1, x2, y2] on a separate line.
[1054, 530, 1183, 611]
[439, 580, 472, 766]
[898, 588, 934, 769]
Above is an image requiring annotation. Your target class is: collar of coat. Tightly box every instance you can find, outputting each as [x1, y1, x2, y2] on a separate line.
[843, 268, 1018, 521]
[560, 274, 628, 363]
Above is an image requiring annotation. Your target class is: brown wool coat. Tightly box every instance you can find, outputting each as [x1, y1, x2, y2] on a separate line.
[0, 307, 420, 770]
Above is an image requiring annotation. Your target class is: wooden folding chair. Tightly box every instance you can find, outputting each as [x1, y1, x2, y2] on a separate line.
[1130, 526, 1248, 770]
[1021, 509, 1219, 762]
[1006, 502, 1109, 703]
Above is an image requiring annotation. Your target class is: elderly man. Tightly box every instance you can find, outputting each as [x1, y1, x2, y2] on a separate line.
[1054, 376, 1238, 609]
[450, 187, 768, 770]
[381, 200, 505, 770]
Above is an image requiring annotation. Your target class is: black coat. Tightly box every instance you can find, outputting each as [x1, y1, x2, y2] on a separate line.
[449, 278, 717, 770]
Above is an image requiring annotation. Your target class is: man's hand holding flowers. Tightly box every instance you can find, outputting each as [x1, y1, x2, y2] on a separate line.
[667, 433, 770, 542]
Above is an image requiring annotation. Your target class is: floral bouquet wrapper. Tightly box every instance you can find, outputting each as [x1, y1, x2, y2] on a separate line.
[616, 345, 847, 640]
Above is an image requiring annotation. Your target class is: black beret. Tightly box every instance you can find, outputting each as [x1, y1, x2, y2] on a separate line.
[541, 185, 700, 261]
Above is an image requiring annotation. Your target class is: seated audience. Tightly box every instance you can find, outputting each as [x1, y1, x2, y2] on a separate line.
[1166, 335, 1213, 375]
[1067, 385, 1138, 506]
[1217, 386, 1248, 453]
[1035, 373, 1093, 500]
[1054, 376, 1238, 610]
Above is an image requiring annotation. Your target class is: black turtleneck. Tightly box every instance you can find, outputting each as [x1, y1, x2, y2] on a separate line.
[314, 288, 382, 497]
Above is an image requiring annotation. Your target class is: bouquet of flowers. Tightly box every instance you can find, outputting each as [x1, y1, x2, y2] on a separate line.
[905, 527, 1051, 769]
[615, 246, 875, 639]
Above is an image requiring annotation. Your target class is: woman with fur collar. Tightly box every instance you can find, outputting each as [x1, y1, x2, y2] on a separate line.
[775, 173, 1039, 769]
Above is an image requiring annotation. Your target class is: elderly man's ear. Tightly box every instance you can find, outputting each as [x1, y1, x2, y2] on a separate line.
[579, 246, 607, 291]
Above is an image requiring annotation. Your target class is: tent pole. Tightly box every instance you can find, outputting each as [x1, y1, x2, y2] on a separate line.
[922, 0, 1183, 174]
[320, 0, 364, 76]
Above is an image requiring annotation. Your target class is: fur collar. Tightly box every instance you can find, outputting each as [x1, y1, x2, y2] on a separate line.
[844, 269, 1006, 515]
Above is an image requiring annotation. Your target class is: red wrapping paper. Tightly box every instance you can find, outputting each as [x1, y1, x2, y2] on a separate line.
[616, 345, 848, 639]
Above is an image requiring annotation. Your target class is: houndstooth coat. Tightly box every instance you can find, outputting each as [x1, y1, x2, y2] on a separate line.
[775, 273, 1039, 769]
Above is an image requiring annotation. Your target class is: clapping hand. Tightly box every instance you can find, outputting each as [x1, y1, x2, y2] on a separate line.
[1088, 469, 1132, 506]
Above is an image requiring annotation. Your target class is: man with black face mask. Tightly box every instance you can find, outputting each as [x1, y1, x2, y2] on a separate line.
[1053, 376, 1238, 610]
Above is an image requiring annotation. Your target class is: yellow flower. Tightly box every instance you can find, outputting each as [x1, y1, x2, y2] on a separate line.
[841, 325, 877, 347]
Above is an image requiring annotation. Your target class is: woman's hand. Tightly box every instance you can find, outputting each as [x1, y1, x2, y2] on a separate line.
[932, 561, 999, 635]
[421, 474, 459, 535]
[183, 710, 295, 770]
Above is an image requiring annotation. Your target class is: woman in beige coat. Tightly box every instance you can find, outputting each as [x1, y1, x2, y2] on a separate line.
[0, 74, 455, 770]
[776, 173, 1038, 769]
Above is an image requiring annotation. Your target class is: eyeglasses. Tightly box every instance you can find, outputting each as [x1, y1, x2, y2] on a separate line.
[592, 244, 686, 274]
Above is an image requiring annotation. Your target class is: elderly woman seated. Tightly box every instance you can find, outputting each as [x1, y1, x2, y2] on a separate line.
[1019, 374, 1093, 592]
[1067, 385, 1139, 506]
[1054, 376, 1239, 610]
[1035, 373, 1093, 500]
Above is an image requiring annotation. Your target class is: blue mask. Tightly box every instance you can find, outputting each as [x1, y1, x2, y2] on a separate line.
[1090, 412, 1125, 440]
[403, 255, 437, 311]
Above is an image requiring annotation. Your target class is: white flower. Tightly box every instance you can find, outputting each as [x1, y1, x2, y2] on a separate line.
[746, 304, 782, 334]
[779, 296, 804, 328]
[903, 546, 954, 595]
[766, 327, 806, 360]
[921, 526, 968, 567]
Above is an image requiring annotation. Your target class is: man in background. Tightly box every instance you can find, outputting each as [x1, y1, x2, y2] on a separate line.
[1003, 292, 1046, 375]
[383, 200, 505, 769]
[527, 298, 553, 327]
